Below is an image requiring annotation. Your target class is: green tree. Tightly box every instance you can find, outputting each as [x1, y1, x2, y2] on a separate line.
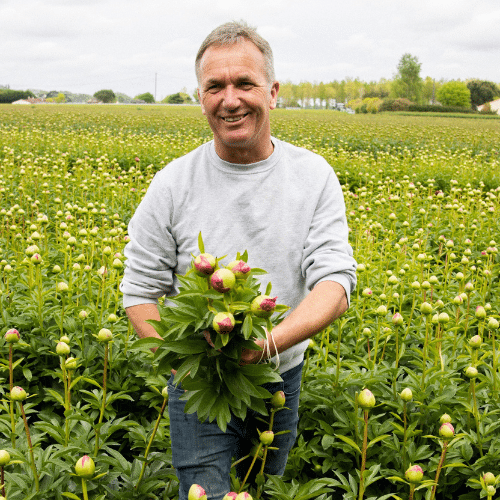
[0, 89, 34, 103]
[467, 79, 499, 109]
[94, 89, 115, 103]
[135, 92, 155, 103]
[392, 53, 424, 103]
[436, 81, 471, 108]
[55, 93, 66, 104]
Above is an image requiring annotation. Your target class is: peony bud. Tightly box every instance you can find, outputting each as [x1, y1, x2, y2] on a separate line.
[358, 388, 376, 409]
[439, 422, 455, 439]
[469, 335, 482, 349]
[212, 312, 235, 334]
[250, 295, 277, 318]
[222, 493, 238, 500]
[188, 484, 207, 500]
[438, 312, 450, 324]
[65, 357, 77, 371]
[4, 328, 20, 343]
[465, 366, 478, 379]
[193, 253, 216, 276]
[488, 317, 499, 330]
[56, 342, 70, 356]
[259, 430, 274, 446]
[75, 455, 95, 479]
[97, 328, 113, 343]
[10, 386, 27, 401]
[57, 282, 69, 293]
[392, 313, 404, 326]
[405, 464, 424, 483]
[161, 386, 169, 399]
[439, 413, 452, 424]
[60, 335, 70, 344]
[420, 302, 433, 315]
[210, 269, 236, 293]
[235, 493, 253, 500]
[483, 472, 496, 485]
[226, 260, 251, 279]
[271, 390, 286, 408]
[475, 306, 487, 319]
[0, 450, 11, 466]
[400, 388, 413, 402]
[486, 485, 496, 497]
[376, 305, 387, 316]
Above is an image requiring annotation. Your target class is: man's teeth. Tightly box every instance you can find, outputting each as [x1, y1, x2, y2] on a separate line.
[224, 116, 244, 122]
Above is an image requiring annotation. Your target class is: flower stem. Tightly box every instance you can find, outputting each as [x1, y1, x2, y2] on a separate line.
[358, 409, 369, 500]
[9, 344, 16, 449]
[430, 441, 448, 500]
[94, 343, 108, 455]
[19, 402, 40, 492]
[136, 397, 167, 489]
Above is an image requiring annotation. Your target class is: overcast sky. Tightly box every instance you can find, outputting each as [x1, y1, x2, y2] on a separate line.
[2, 0, 500, 100]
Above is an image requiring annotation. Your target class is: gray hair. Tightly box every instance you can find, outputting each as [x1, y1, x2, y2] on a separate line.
[195, 21, 275, 85]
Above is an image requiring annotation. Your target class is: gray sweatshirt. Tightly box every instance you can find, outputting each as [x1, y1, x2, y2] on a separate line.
[120, 138, 357, 373]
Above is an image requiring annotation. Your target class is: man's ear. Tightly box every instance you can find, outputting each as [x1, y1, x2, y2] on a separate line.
[269, 81, 279, 110]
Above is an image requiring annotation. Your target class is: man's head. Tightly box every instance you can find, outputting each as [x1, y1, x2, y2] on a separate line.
[195, 21, 279, 164]
[195, 21, 275, 87]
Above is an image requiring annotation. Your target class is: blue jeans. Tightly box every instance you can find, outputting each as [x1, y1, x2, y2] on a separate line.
[167, 362, 303, 500]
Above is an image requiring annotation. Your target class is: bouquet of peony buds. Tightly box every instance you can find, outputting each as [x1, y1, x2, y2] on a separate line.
[143, 234, 289, 432]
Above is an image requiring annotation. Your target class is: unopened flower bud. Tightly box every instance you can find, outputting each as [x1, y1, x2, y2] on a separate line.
[0, 450, 10, 466]
[4, 328, 20, 343]
[405, 464, 423, 483]
[10, 386, 27, 401]
[465, 366, 478, 379]
[271, 390, 286, 408]
[400, 388, 413, 402]
[251, 295, 277, 318]
[210, 269, 236, 293]
[222, 493, 238, 500]
[226, 260, 251, 279]
[483, 472, 496, 485]
[488, 317, 499, 330]
[486, 485, 496, 497]
[65, 357, 77, 371]
[420, 302, 433, 315]
[57, 282, 69, 293]
[392, 313, 403, 326]
[259, 430, 274, 445]
[212, 312, 235, 334]
[469, 335, 482, 349]
[475, 306, 486, 319]
[439, 422, 455, 439]
[193, 253, 216, 276]
[75, 455, 95, 479]
[188, 484, 207, 500]
[438, 312, 450, 324]
[440, 413, 452, 424]
[97, 328, 113, 343]
[376, 305, 387, 316]
[358, 388, 376, 409]
[56, 342, 70, 356]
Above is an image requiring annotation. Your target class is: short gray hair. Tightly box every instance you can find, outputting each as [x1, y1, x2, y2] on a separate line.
[195, 21, 275, 85]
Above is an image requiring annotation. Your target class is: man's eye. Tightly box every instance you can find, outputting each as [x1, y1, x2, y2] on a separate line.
[240, 82, 254, 89]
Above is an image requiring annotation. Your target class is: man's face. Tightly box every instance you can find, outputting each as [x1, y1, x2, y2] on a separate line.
[198, 39, 279, 164]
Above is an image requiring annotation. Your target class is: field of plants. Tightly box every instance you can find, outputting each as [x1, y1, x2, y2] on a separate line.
[0, 104, 499, 500]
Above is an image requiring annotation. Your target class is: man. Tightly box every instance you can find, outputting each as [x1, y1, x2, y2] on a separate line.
[121, 21, 356, 500]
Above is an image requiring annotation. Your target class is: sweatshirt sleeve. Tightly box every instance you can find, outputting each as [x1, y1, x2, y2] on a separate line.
[301, 168, 357, 302]
[120, 172, 177, 308]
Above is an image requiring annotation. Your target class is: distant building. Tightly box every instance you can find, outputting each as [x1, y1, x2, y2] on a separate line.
[86, 98, 102, 104]
[12, 97, 47, 104]
[478, 98, 500, 115]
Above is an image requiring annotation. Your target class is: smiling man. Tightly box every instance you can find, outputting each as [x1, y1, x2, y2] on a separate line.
[121, 21, 356, 500]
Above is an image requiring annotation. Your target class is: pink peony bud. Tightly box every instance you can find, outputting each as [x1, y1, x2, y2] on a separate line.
[56, 342, 70, 356]
[212, 312, 235, 334]
[222, 493, 238, 500]
[250, 295, 277, 318]
[439, 422, 455, 439]
[4, 328, 20, 343]
[226, 260, 251, 279]
[188, 484, 207, 500]
[483, 472, 496, 485]
[193, 253, 216, 276]
[405, 464, 423, 483]
[75, 455, 95, 479]
[392, 313, 404, 326]
[97, 328, 113, 343]
[210, 269, 236, 293]
[235, 493, 253, 500]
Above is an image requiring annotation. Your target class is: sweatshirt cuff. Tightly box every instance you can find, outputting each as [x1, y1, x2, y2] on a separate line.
[123, 294, 159, 309]
[315, 274, 352, 307]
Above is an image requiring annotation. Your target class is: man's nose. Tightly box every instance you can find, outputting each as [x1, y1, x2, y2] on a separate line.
[222, 86, 239, 109]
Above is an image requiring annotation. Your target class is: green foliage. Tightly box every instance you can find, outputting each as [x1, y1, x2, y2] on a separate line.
[0, 89, 35, 103]
[392, 53, 424, 103]
[379, 98, 414, 112]
[407, 104, 477, 114]
[93, 89, 116, 103]
[436, 81, 471, 108]
[467, 79, 500, 109]
[0, 104, 499, 498]
[162, 92, 192, 104]
[55, 93, 66, 104]
[134, 92, 155, 104]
